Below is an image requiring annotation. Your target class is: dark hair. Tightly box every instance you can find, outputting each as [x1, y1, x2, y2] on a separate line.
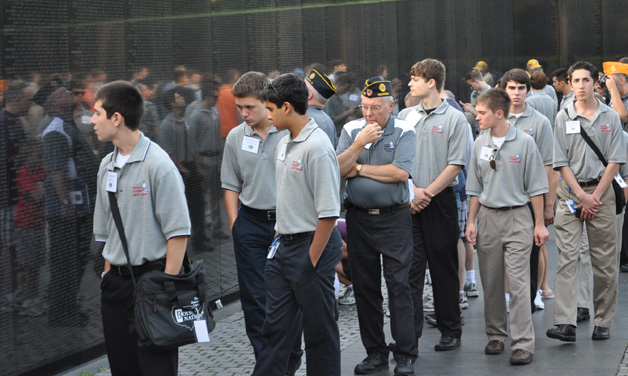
[530, 71, 547, 90]
[4, 80, 29, 104]
[94, 80, 144, 131]
[231, 71, 268, 100]
[261, 73, 308, 115]
[551, 67, 569, 83]
[465, 70, 483, 82]
[201, 78, 218, 100]
[477, 89, 511, 118]
[499, 68, 530, 92]
[567, 61, 598, 83]
[410, 59, 446, 91]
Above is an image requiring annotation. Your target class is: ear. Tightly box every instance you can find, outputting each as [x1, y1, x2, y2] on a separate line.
[307, 90, 314, 100]
[428, 78, 437, 89]
[282, 101, 292, 114]
[495, 109, 504, 120]
[111, 112, 123, 127]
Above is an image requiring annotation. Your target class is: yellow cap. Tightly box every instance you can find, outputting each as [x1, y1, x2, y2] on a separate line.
[603, 61, 628, 76]
[473, 61, 488, 70]
[527, 59, 542, 68]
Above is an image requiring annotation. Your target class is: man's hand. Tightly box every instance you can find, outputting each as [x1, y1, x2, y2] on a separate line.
[534, 224, 550, 246]
[465, 222, 477, 244]
[355, 123, 383, 147]
[543, 204, 555, 226]
[345, 163, 359, 179]
[575, 192, 601, 220]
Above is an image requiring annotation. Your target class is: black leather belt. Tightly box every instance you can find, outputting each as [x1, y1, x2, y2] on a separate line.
[281, 232, 315, 241]
[578, 178, 600, 187]
[241, 204, 276, 221]
[482, 204, 526, 212]
[346, 203, 409, 215]
[109, 259, 166, 277]
[199, 151, 221, 157]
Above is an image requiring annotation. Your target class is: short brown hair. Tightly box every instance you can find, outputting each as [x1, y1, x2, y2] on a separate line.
[530, 71, 547, 90]
[231, 71, 268, 100]
[410, 59, 446, 91]
[499, 68, 530, 92]
[477, 89, 510, 118]
[465, 70, 483, 82]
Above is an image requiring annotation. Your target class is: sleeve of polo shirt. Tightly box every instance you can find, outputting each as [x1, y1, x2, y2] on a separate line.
[607, 111, 626, 165]
[158, 119, 176, 155]
[307, 147, 341, 219]
[447, 114, 470, 167]
[187, 113, 201, 152]
[536, 115, 554, 165]
[621, 133, 628, 179]
[154, 166, 191, 239]
[553, 110, 570, 170]
[220, 133, 242, 192]
[392, 127, 416, 175]
[465, 140, 483, 197]
[524, 139, 549, 197]
[336, 124, 353, 155]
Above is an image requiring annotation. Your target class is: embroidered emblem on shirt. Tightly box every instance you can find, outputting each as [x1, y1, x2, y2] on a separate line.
[600, 124, 612, 133]
[384, 141, 396, 152]
[509, 154, 521, 164]
[524, 127, 534, 136]
[291, 159, 303, 172]
[432, 125, 443, 134]
[133, 182, 149, 197]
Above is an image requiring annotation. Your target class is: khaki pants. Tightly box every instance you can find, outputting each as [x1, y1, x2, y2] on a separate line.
[554, 180, 618, 327]
[476, 205, 534, 353]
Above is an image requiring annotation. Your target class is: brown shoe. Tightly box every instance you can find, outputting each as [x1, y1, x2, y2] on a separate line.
[485, 340, 504, 355]
[510, 349, 533, 365]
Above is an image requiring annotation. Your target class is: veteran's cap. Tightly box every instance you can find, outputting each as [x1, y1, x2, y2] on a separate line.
[306, 68, 337, 99]
[473, 60, 488, 70]
[527, 59, 542, 68]
[33, 76, 65, 107]
[603, 61, 628, 76]
[361, 77, 392, 98]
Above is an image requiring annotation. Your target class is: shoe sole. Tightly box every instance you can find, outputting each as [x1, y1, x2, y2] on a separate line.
[510, 355, 533, 365]
[338, 300, 355, 305]
[459, 303, 469, 309]
[354, 364, 389, 374]
[485, 348, 504, 355]
[546, 331, 576, 342]
[592, 334, 610, 340]
[435, 342, 461, 351]
[466, 291, 479, 297]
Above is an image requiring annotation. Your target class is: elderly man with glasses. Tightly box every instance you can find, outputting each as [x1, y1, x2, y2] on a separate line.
[337, 77, 417, 376]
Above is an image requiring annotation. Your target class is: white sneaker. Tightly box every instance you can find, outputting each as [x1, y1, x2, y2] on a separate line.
[534, 289, 545, 310]
[464, 282, 479, 297]
[338, 286, 356, 305]
[423, 297, 435, 312]
[459, 292, 469, 309]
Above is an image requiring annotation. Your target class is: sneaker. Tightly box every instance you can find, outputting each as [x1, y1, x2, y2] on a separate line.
[338, 286, 356, 305]
[464, 282, 479, 297]
[505, 293, 510, 313]
[459, 292, 468, 309]
[534, 290, 545, 310]
[354, 352, 389, 374]
[425, 271, 432, 286]
[423, 297, 435, 312]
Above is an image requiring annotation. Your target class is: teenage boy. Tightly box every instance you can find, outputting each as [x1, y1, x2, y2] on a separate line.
[399, 58, 470, 351]
[220, 72, 303, 373]
[252, 73, 342, 376]
[93, 81, 191, 375]
[551, 68, 575, 110]
[500, 68, 556, 311]
[466, 89, 549, 365]
[548, 61, 626, 342]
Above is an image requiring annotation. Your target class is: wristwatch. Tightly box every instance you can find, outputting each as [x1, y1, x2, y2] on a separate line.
[356, 164, 363, 176]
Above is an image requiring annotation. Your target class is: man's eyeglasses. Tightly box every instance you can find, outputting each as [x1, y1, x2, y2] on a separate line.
[359, 104, 383, 112]
[488, 144, 498, 170]
[268, 80, 278, 93]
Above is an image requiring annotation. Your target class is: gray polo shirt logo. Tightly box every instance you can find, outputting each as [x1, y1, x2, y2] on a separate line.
[509, 154, 521, 164]
[133, 182, 149, 197]
[291, 159, 303, 172]
[432, 125, 443, 134]
[601, 124, 612, 133]
[524, 128, 534, 136]
[384, 141, 396, 152]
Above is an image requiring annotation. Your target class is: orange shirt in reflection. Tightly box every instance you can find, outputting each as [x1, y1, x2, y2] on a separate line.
[216, 84, 239, 138]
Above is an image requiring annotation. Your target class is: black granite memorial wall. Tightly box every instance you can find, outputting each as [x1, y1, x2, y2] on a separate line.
[0, 0, 626, 374]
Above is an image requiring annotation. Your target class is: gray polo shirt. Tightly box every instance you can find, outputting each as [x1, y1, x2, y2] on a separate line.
[467, 125, 548, 208]
[560, 91, 575, 110]
[158, 114, 195, 162]
[508, 105, 553, 165]
[221, 122, 288, 209]
[543, 85, 559, 107]
[526, 91, 557, 127]
[621, 131, 628, 179]
[275, 120, 340, 234]
[188, 107, 221, 154]
[398, 99, 469, 189]
[337, 116, 415, 208]
[553, 100, 626, 180]
[93, 134, 191, 266]
[307, 105, 337, 149]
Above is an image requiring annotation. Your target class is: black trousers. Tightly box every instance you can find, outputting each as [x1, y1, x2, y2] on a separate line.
[410, 187, 462, 339]
[528, 203, 540, 314]
[101, 269, 178, 376]
[346, 206, 417, 360]
[621, 208, 628, 265]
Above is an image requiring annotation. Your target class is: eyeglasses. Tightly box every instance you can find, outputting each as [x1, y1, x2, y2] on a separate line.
[488, 144, 497, 170]
[268, 80, 278, 93]
[359, 104, 383, 112]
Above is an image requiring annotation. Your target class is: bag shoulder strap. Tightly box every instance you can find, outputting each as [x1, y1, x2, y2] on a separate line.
[563, 107, 608, 167]
[108, 190, 137, 289]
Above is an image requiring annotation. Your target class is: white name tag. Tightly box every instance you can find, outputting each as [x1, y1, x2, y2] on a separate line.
[480, 146, 492, 161]
[267, 237, 280, 259]
[194, 320, 210, 343]
[241, 136, 260, 153]
[615, 173, 628, 188]
[566, 120, 581, 134]
[566, 198, 577, 213]
[106, 171, 118, 193]
[349, 94, 359, 102]
[277, 144, 287, 161]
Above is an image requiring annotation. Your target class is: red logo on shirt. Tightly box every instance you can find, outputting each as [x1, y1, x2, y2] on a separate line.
[600, 124, 612, 133]
[132, 183, 149, 197]
[432, 125, 443, 134]
[509, 154, 521, 164]
[291, 160, 303, 172]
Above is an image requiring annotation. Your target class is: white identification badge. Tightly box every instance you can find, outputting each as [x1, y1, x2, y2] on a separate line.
[278, 144, 287, 161]
[480, 146, 493, 161]
[615, 173, 628, 188]
[566, 120, 581, 134]
[194, 320, 210, 343]
[106, 171, 118, 192]
[566, 198, 577, 213]
[69, 190, 83, 205]
[267, 237, 280, 259]
[81, 115, 91, 124]
[241, 136, 260, 154]
[349, 94, 359, 102]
